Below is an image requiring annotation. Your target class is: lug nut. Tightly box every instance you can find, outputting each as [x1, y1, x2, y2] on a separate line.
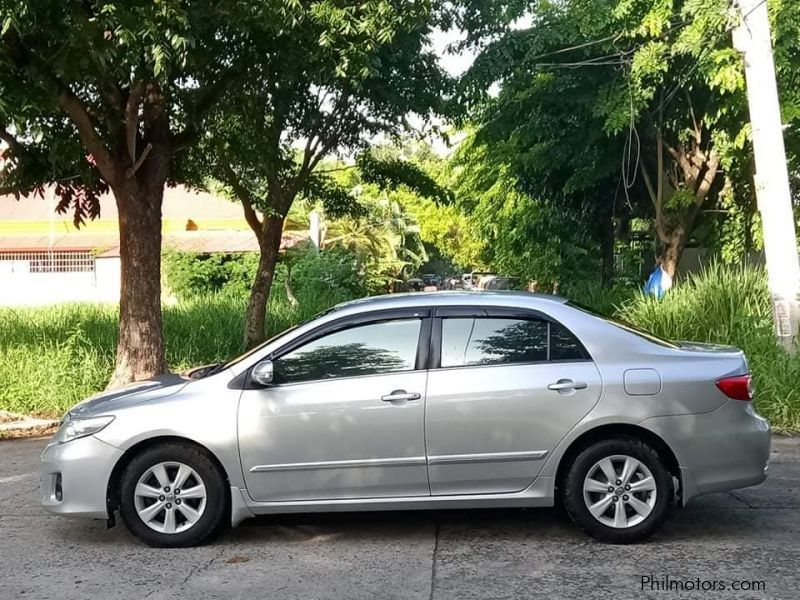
[159, 495, 165, 501]
[607, 486, 614, 492]
[164, 486, 170, 493]
[623, 495, 629, 501]
[625, 485, 631, 491]
[176, 499, 182, 505]
[166, 502, 172, 509]
[612, 496, 619, 502]
[615, 479, 621, 485]
[175, 489, 181, 495]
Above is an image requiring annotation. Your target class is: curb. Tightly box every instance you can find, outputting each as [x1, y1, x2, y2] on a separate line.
[0, 410, 59, 434]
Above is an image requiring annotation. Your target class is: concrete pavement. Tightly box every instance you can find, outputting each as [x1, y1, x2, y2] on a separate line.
[0, 436, 798, 599]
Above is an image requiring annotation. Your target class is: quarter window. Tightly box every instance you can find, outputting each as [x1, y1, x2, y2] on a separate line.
[440, 317, 587, 368]
[550, 321, 589, 361]
[273, 319, 421, 384]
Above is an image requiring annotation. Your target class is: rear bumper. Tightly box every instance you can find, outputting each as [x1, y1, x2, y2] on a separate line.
[40, 435, 123, 519]
[641, 400, 770, 505]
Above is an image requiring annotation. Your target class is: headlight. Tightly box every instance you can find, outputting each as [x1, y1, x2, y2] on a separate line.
[56, 415, 115, 444]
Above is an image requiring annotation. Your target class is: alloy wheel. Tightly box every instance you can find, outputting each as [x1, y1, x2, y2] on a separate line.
[133, 461, 207, 534]
[582, 454, 657, 528]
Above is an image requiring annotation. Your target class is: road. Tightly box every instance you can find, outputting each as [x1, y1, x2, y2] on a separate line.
[0, 436, 798, 600]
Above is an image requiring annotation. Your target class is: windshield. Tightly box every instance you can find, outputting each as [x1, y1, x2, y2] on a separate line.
[566, 302, 678, 349]
[220, 306, 338, 371]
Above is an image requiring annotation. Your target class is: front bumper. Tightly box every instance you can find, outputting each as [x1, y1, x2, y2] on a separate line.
[40, 434, 123, 519]
[642, 400, 770, 505]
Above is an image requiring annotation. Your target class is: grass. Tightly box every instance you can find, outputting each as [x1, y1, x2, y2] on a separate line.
[2, 263, 800, 431]
[0, 292, 335, 418]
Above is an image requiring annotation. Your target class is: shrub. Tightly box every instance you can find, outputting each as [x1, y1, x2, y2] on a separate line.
[290, 244, 368, 302]
[162, 250, 259, 299]
[162, 246, 367, 303]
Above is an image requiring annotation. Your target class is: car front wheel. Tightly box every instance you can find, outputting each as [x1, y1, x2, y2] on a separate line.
[119, 442, 228, 547]
[563, 437, 674, 544]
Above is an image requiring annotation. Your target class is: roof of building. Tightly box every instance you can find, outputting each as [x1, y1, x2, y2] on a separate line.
[0, 184, 306, 255]
[0, 184, 246, 221]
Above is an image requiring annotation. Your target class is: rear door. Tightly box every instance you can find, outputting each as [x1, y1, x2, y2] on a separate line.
[424, 307, 602, 495]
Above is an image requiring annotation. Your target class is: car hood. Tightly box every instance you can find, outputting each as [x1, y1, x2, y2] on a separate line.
[68, 374, 189, 419]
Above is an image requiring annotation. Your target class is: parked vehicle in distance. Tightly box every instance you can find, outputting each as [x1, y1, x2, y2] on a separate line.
[406, 278, 424, 292]
[420, 274, 442, 288]
[462, 271, 495, 289]
[481, 276, 521, 291]
[41, 291, 770, 547]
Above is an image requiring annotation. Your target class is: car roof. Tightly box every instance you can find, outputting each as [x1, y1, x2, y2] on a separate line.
[333, 291, 567, 313]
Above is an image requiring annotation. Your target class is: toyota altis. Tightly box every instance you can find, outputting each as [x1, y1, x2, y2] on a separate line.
[41, 292, 770, 547]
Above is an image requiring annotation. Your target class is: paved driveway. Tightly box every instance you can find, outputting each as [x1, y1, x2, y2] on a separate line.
[1, 436, 798, 599]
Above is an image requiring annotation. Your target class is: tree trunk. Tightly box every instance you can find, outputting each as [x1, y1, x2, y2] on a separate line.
[244, 214, 285, 348]
[657, 229, 688, 280]
[107, 178, 167, 386]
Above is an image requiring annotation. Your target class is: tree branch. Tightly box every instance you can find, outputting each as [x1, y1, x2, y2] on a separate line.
[215, 144, 263, 235]
[695, 150, 720, 205]
[125, 142, 152, 178]
[125, 81, 145, 163]
[57, 86, 117, 181]
[656, 127, 664, 214]
[684, 90, 702, 146]
[640, 160, 659, 210]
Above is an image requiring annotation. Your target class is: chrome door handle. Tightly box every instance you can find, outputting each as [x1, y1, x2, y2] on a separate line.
[547, 380, 588, 391]
[381, 390, 421, 402]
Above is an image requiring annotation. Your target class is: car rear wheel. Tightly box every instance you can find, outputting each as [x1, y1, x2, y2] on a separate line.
[119, 442, 228, 547]
[563, 438, 674, 544]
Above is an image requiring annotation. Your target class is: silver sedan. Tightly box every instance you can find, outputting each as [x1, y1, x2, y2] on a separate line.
[40, 292, 770, 546]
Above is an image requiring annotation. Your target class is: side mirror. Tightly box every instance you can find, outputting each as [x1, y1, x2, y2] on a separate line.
[251, 360, 274, 386]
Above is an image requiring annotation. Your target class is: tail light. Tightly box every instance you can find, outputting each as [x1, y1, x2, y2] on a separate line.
[716, 374, 753, 401]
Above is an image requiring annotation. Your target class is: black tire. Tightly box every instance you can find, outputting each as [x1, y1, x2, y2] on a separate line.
[119, 442, 228, 548]
[562, 437, 673, 544]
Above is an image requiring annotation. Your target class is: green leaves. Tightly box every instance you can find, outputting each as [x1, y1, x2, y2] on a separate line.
[357, 152, 452, 204]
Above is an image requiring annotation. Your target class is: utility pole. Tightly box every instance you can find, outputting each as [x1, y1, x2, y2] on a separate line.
[733, 0, 800, 351]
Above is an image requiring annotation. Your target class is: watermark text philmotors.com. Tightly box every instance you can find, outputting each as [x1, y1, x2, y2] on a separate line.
[641, 574, 766, 593]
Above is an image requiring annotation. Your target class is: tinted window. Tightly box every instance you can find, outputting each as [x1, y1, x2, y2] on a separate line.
[549, 321, 588, 360]
[274, 319, 421, 383]
[441, 318, 548, 367]
[441, 317, 588, 367]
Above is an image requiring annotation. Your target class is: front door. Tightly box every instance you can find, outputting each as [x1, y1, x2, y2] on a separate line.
[238, 316, 430, 502]
[424, 311, 602, 495]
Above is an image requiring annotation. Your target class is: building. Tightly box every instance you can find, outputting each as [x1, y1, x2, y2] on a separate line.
[0, 185, 304, 306]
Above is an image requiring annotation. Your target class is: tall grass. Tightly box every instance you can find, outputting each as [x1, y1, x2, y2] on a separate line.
[617, 263, 800, 431]
[0, 291, 336, 418]
[2, 263, 800, 431]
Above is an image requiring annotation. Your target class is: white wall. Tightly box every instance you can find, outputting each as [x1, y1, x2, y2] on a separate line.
[0, 256, 121, 306]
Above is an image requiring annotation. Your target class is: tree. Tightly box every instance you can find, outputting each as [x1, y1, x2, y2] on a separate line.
[186, 2, 453, 346]
[458, 0, 800, 279]
[0, 1, 256, 384]
[322, 186, 429, 293]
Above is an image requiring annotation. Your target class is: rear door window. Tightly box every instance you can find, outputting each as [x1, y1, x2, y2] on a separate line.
[440, 317, 587, 368]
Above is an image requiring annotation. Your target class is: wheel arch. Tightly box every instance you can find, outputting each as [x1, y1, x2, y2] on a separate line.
[553, 423, 681, 502]
[106, 435, 231, 516]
